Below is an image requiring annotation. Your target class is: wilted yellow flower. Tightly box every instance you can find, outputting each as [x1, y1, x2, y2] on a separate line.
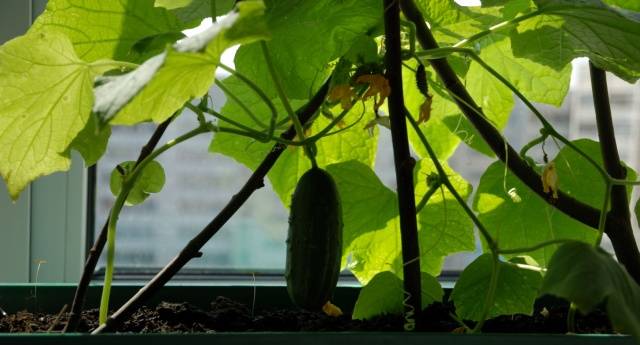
[327, 84, 355, 110]
[542, 161, 558, 199]
[418, 94, 433, 124]
[355, 74, 391, 111]
[322, 301, 343, 317]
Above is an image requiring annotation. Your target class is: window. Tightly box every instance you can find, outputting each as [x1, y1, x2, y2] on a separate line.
[2, 2, 640, 285]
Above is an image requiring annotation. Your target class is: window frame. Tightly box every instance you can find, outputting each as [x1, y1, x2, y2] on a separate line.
[0, 0, 87, 283]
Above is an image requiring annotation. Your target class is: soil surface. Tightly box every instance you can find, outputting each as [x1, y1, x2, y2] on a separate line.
[0, 296, 613, 334]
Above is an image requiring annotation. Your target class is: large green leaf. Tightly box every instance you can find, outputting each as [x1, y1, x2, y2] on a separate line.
[463, 50, 514, 156]
[553, 139, 636, 208]
[155, 0, 235, 26]
[325, 160, 473, 283]
[352, 271, 443, 320]
[512, 0, 640, 82]
[474, 33, 571, 107]
[451, 254, 543, 321]
[480, 0, 534, 20]
[417, 0, 501, 41]
[414, 0, 571, 156]
[29, 0, 184, 62]
[109, 160, 165, 206]
[542, 241, 640, 341]
[0, 31, 100, 200]
[93, 1, 268, 125]
[474, 139, 636, 266]
[325, 160, 400, 283]
[413, 159, 475, 267]
[234, 0, 382, 100]
[604, 0, 640, 11]
[474, 159, 594, 267]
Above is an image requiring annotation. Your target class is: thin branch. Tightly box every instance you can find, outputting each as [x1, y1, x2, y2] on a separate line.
[399, 0, 640, 283]
[589, 62, 640, 283]
[64, 117, 174, 332]
[383, 0, 422, 328]
[91, 79, 331, 334]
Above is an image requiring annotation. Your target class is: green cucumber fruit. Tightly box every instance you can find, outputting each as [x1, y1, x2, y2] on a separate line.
[286, 167, 343, 310]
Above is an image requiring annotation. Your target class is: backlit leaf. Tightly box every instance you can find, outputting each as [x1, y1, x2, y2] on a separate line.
[542, 241, 640, 341]
[474, 140, 636, 266]
[156, 0, 235, 26]
[30, 0, 184, 62]
[0, 31, 96, 199]
[451, 254, 542, 321]
[325, 160, 473, 283]
[234, 0, 382, 99]
[93, 1, 268, 125]
[353, 271, 443, 320]
[513, 0, 640, 82]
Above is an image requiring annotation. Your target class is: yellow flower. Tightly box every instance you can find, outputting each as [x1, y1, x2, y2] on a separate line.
[322, 301, 343, 317]
[327, 84, 355, 110]
[542, 161, 559, 199]
[355, 74, 391, 111]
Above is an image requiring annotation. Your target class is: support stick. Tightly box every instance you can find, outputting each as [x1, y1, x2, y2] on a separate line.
[589, 62, 640, 283]
[383, 0, 422, 328]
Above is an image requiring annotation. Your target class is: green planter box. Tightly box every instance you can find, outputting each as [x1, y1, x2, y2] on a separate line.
[0, 284, 634, 344]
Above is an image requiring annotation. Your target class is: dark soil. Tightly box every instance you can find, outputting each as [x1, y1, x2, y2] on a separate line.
[0, 296, 613, 334]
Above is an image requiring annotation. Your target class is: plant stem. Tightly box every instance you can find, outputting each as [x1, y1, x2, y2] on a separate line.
[218, 63, 278, 135]
[98, 125, 210, 325]
[400, 0, 640, 283]
[91, 79, 331, 334]
[589, 62, 640, 281]
[383, 0, 422, 328]
[198, 87, 366, 149]
[498, 239, 574, 255]
[214, 79, 269, 130]
[260, 41, 317, 167]
[187, 103, 262, 137]
[64, 117, 174, 332]
[519, 133, 547, 159]
[416, 182, 441, 214]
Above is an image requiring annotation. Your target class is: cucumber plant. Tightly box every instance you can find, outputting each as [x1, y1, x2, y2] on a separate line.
[2, 0, 640, 339]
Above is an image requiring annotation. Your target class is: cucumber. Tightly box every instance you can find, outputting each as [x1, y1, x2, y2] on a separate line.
[286, 167, 343, 310]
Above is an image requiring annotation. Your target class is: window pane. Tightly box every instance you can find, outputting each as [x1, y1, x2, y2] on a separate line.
[95, 86, 290, 270]
[94, 59, 640, 275]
